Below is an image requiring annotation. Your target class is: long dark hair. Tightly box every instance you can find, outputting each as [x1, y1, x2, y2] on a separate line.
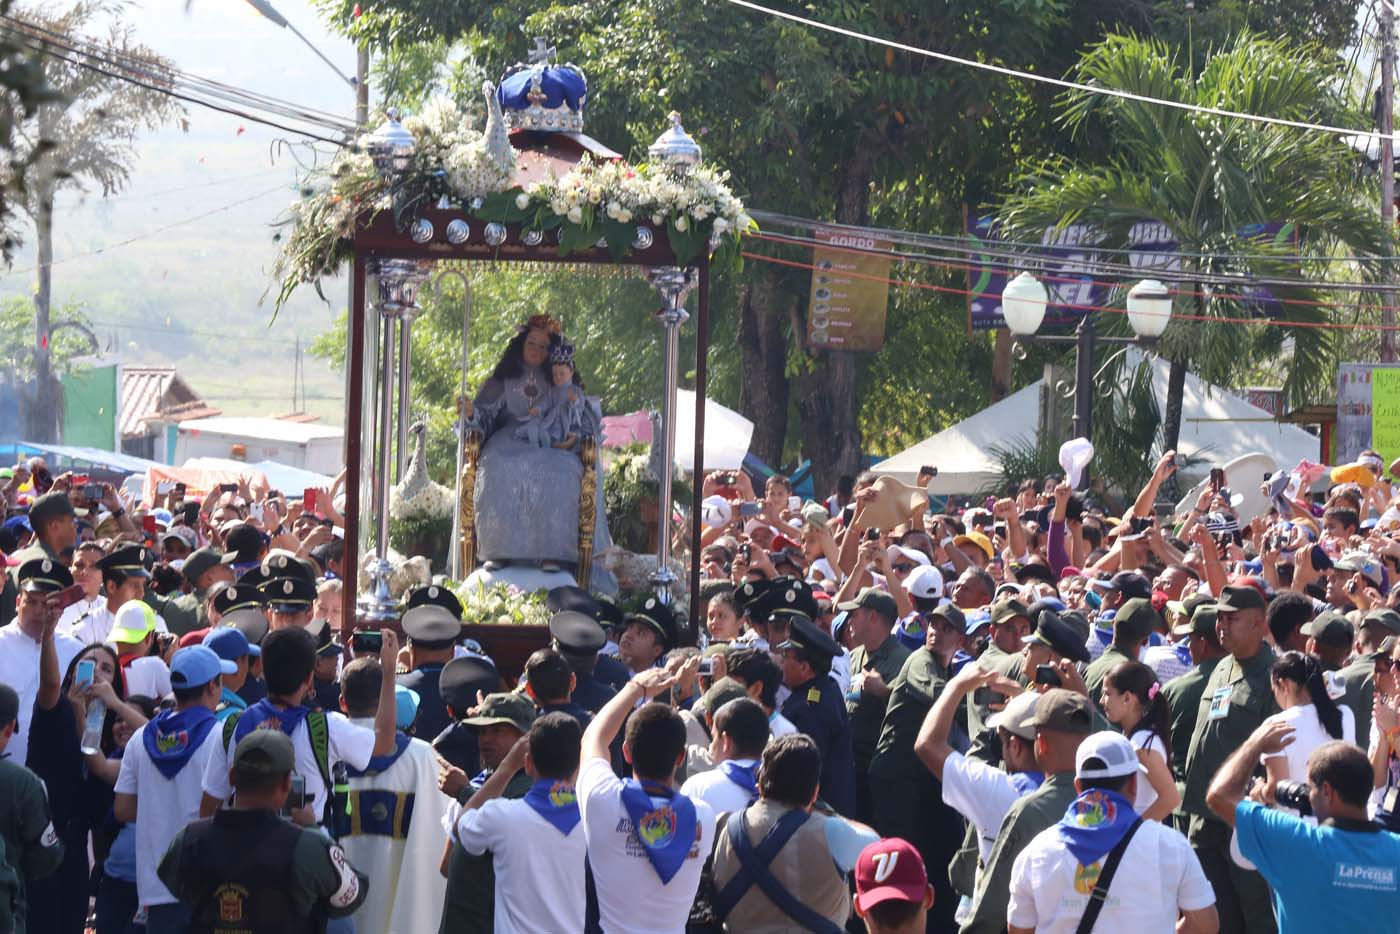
[487, 326, 536, 383]
[1272, 650, 1345, 740]
[62, 644, 128, 755]
[1105, 660, 1173, 772]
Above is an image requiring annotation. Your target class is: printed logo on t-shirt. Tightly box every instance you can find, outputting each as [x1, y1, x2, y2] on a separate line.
[1334, 862, 1397, 892]
[615, 816, 703, 860]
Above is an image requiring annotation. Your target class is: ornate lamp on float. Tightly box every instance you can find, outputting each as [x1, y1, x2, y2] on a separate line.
[645, 112, 702, 605]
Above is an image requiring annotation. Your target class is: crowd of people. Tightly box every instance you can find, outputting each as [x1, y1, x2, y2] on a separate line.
[2, 448, 1400, 933]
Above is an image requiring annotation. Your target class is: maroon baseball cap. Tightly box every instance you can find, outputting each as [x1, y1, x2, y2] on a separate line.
[855, 838, 929, 913]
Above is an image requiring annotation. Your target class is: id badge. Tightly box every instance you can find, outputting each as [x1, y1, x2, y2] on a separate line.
[1207, 686, 1233, 720]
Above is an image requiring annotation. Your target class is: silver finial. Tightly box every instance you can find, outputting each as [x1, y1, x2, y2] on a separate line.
[648, 111, 701, 175]
[528, 37, 556, 64]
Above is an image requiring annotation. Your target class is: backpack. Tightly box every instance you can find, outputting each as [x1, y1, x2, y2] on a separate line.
[221, 710, 335, 825]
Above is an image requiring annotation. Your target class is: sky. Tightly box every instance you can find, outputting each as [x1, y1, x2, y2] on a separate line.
[2, 0, 363, 422]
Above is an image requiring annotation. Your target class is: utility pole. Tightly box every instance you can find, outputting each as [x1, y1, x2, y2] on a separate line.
[1381, 0, 1397, 361]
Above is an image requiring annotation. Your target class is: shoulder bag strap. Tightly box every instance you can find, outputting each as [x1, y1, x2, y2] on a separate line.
[714, 810, 844, 934]
[1074, 817, 1144, 934]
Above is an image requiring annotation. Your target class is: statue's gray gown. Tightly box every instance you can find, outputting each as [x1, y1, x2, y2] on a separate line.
[466, 366, 611, 564]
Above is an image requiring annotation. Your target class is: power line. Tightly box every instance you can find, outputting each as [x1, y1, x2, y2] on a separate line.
[53, 169, 289, 207]
[721, 0, 1398, 143]
[741, 247, 1400, 331]
[1, 185, 289, 277]
[1, 13, 357, 133]
[3, 23, 351, 147]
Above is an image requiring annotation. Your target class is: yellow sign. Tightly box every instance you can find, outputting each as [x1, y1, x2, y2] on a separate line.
[1372, 368, 1400, 465]
[807, 227, 893, 352]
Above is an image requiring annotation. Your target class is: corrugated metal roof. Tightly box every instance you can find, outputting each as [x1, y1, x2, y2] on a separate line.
[119, 367, 208, 439]
[177, 416, 343, 445]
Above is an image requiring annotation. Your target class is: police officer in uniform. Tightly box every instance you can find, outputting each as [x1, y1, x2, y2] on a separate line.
[158, 730, 369, 931]
[548, 610, 617, 714]
[2, 491, 78, 625]
[1180, 584, 1278, 934]
[547, 586, 631, 691]
[776, 615, 856, 816]
[398, 586, 464, 741]
[432, 656, 503, 774]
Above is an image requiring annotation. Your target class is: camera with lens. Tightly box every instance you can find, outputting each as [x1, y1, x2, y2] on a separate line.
[1274, 780, 1312, 816]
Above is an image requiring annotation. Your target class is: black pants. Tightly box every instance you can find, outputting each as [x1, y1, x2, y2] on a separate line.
[872, 775, 964, 934]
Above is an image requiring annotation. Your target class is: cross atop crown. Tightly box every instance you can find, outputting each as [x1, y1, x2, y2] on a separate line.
[528, 37, 556, 65]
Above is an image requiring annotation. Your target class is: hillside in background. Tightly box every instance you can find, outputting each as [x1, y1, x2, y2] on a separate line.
[0, 0, 356, 427]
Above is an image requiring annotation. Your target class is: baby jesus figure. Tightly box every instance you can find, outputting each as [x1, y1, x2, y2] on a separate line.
[511, 337, 585, 450]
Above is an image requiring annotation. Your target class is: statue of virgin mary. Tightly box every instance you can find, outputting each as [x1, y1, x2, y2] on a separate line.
[462, 313, 611, 570]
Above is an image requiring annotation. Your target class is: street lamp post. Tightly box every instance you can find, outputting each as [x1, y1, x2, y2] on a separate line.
[1002, 273, 1173, 488]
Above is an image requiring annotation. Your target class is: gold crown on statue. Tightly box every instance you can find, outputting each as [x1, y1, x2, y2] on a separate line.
[518, 313, 563, 336]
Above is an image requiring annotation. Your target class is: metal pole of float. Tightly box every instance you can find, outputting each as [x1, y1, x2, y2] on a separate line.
[688, 262, 710, 640]
[395, 315, 413, 480]
[341, 255, 367, 633]
[435, 268, 472, 581]
[645, 266, 697, 604]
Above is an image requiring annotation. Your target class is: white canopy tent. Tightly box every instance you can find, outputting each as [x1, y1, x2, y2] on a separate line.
[874, 352, 1321, 494]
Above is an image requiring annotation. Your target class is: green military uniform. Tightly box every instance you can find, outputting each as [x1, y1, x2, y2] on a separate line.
[1162, 657, 1223, 781]
[964, 646, 1023, 763]
[1083, 645, 1132, 708]
[440, 770, 532, 934]
[0, 759, 64, 933]
[869, 643, 964, 933]
[846, 634, 910, 777]
[1182, 644, 1278, 934]
[1337, 654, 1375, 747]
[961, 771, 1078, 934]
[146, 588, 205, 636]
[158, 810, 369, 922]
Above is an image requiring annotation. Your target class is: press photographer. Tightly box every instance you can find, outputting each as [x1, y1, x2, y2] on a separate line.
[1206, 720, 1400, 931]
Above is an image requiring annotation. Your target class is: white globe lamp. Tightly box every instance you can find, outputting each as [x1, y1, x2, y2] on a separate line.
[1001, 272, 1049, 336]
[1126, 279, 1172, 339]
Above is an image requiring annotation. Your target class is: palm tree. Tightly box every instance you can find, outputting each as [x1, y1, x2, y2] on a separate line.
[996, 33, 1391, 457]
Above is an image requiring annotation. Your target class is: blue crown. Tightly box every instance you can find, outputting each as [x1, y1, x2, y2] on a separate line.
[496, 39, 587, 133]
[549, 339, 575, 366]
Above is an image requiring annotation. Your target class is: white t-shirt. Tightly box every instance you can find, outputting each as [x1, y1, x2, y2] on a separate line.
[1262, 703, 1356, 786]
[830, 648, 851, 697]
[202, 707, 376, 819]
[769, 711, 797, 737]
[1008, 815, 1215, 932]
[1129, 729, 1169, 815]
[115, 713, 226, 905]
[70, 602, 169, 646]
[56, 596, 104, 638]
[123, 656, 171, 701]
[941, 751, 1022, 863]
[576, 756, 716, 934]
[457, 794, 588, 934]
[1142, 644, 1192, 684]
[0, 622, 84, 766]
[679, 758, 758, 816]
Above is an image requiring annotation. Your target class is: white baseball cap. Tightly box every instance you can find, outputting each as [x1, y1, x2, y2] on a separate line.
[1075, 731, 1148, 780]
[885, 545, 931, 569]
[701, 495, 733, 529]
[986, 691, 1040, 741]
[903, 565, 944, 600]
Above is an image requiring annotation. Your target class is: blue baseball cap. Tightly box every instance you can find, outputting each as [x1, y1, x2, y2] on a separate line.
[964, 608, 992, 636]
[203, 626, 261, 661]
[3, 515, 31, 535]
[394, 685, 420, 731]
[170, 645, 237, 689]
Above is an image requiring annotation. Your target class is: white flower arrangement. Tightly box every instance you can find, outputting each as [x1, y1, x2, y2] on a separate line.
[452, 582, 552, 626]
[273, 95, 754, 307]
[389, 479, 456, 521]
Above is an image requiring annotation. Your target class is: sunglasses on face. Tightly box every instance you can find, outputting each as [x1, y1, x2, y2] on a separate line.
[892, 563, 917, 574]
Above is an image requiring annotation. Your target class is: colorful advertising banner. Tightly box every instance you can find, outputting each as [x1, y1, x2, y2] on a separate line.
[1372, 367, 1400, 467]
[965, 216, 1295, 331]
[807, 226, 893, 351]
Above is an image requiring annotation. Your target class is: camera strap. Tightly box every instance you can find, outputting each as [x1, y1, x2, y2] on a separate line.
[1074, 816, 1143, 934]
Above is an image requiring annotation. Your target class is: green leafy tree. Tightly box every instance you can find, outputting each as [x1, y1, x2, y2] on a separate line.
[13, 0, 184, 442]
[311, 0, 1155, 494]
[997, 33, 1390, 458]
